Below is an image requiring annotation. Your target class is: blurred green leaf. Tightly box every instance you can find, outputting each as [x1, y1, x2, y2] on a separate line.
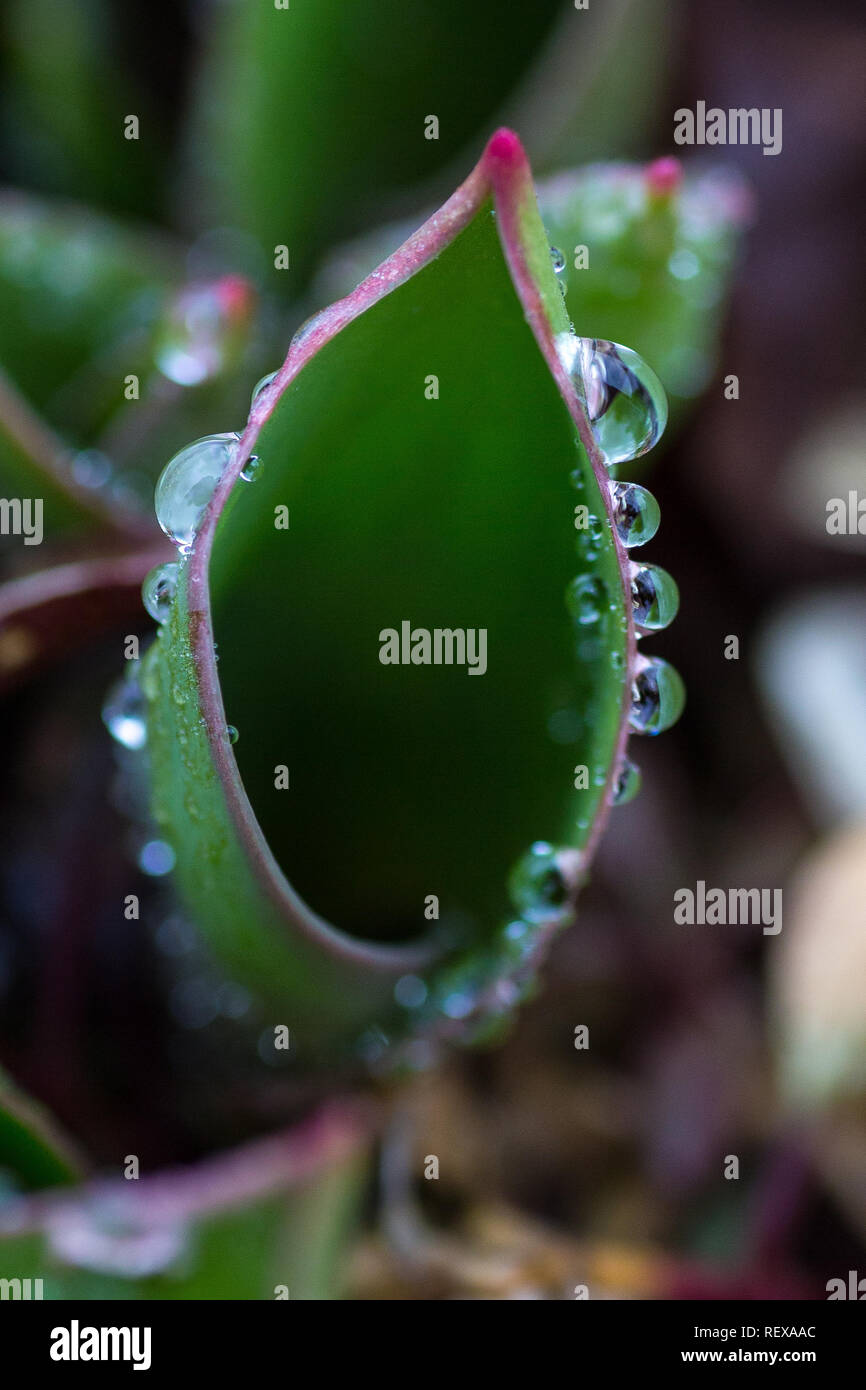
[0, 0, 162, 219]
[538, 160, 750, 411]
[185, 0, 566, 286]
[0, 1110, 366, 1298]
[0, 1067, 84, 1192]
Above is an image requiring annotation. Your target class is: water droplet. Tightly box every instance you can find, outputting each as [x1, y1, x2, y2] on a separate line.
[171, 976, 220, 1030]
[394, 974, 427, 1009]
[226, 724, 239, 745]
[557, 334, 668, 465]
[156, 277, 253, 387]
[138, 839, 176, 877]
[566, 574, 607, 626]
[550, 245, 567, 275]
[508, 841, 572, 922]
[102, 671, 147, 750]
[141, 562, 178, 624]
[613, 757, 642, 804]
[240, 454, 262, 482]
[70, 449, 112, 490]
[442, 989, 476, 1020]
[154, 433, 238, 553]
[218, 982, 252, 1020]
[611, 482, 661, 548]
[629, 658, 685, 735]
[630, 563, 680, 631]
[46, 1200, 187, 1278]
[250, 371, 278, 406]
[668, 247, 700, 281]
[155, 915, 197, 957]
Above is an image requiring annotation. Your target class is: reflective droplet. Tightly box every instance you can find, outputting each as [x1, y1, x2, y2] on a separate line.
[508, 841, 571, 922]
[138, 839, 176, 877]
[611, 481, 661, 548]
[613, 757, 642, 804]
[102, 671, 147, 750]
[550, 246, 566, 275]
[156, 277, 253, 387]
[629, 658, 685, 735]
[46, 1200, 187, 1279]
[154, 433, 238, 553]
[141, 562, 178, 624]
[630, 563, 679, 631]
[70, 449, 112, 490]
[250, 371, 278, 406]
[240, 454, 262, 482]
[171, 976, 220, 1030]
[566, 574, 607, 626]
[394, 974, 427, 1009]
[557, 334, 668, 465]
[226, 724, 239, 745]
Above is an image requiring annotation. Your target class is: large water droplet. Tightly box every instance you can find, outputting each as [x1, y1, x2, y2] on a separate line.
[557, 335, 668, 464]
[629, 658, 685, 735]
[613, 757, 642, 804]
[154, 433, 238, 553]
[630, 563, 679, 631]
[508, 841, 573, 922]
[611, 481, 661, 548]
[102, 670, 147, 750]
[141, 562, 178, 624]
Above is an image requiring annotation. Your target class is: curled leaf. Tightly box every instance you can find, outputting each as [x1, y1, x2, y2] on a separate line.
[138, 131, 681, 1060]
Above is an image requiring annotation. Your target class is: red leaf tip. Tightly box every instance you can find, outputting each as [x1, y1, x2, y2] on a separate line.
[645, 156, 683, 198]
[485, 127, 525, 167]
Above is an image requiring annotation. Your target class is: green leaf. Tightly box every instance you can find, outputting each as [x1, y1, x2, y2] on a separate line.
[0, 194, 269, 539]
[0, 1107, 367, 1299]
[314, 157, 749, 424]
[0, 0, 163, 219]
[0, 1067, 84, 1192]
[142, 131, 660, 1061]
[537, 159, 750, 410]
[184, 0, 566, 286]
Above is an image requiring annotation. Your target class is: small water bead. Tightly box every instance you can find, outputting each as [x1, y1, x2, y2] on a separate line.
[226, 724, 239, 745]
[629, 658, 685, 735]
[566, 574, 607, 626]
[611, 481, 661, 548]
[250, 371, 278, 407]
[141, 562, 179, 624]
[154, 433, 238, 553]
[557, 333, 668, 465]
[613, 757, 642, 805]
[549, 246, 567, 275]
[630, 562, 680, 631]
[240, 454, 262, 482]
[508, 841, 572, 922]
[394, 974, 427, 1009]
[138, 838, 176, 877]
[102, 671, 147, 751]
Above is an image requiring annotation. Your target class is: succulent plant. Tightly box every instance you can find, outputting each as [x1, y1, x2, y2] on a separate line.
[0, 4, 750, 1301]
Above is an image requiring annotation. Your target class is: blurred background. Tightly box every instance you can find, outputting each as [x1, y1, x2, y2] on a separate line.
[0, 0, 864, 1298]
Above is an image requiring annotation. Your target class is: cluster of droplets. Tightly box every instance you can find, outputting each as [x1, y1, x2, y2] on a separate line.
[376, 843, 584, 1072]
[556, 331, 684, 814]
